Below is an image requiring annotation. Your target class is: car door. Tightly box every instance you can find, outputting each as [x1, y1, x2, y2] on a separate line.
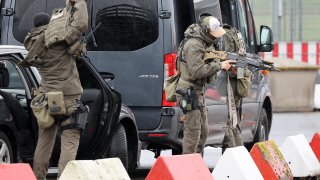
[69, 59, 122, 159]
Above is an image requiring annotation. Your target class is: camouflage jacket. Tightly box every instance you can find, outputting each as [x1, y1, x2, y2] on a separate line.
[177, 24, 221, 93]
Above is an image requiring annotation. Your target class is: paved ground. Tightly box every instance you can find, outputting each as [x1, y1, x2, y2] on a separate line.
[129, 112, 320, 179]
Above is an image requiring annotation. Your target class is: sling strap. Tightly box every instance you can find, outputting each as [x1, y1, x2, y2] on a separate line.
[227, 72, 238, 129]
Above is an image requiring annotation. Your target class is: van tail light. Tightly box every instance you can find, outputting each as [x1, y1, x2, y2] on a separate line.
[162, 53, 178, 107]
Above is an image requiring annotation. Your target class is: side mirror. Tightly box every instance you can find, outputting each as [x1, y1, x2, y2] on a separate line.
[0, 62, 9, 88]
[100, 72, 115, 81]
[259, 25, 274, 52]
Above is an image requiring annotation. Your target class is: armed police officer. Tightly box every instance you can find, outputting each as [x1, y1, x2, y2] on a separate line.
[175, 16, 235, 155]
[220, 24, 253, 154]
[21, 0, 88, 179]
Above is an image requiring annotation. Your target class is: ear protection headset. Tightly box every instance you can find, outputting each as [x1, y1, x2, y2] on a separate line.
[199, 13, 222, 34]
[198, 13, 212, 34]
[200, 17, 212, 34]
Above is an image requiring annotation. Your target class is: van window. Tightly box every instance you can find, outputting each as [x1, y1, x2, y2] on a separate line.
[245, 1, 257, 52]
[236, 0, 250, 51]
[13, 0, 70, 43]
[87, 0, 159, 51]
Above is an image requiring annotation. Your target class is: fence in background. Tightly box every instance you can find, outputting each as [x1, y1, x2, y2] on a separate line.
[262, 42, 320, 65]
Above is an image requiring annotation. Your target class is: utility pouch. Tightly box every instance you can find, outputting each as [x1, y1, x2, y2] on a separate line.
[47, 91, 66, 115]
[31, 93, 55, 129]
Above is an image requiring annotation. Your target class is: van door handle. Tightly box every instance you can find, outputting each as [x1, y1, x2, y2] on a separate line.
[1, 8, 14, 16]
[159, 10, 171, 19]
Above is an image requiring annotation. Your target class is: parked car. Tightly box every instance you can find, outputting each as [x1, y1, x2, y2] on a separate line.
[0, 0, 273, 156]
[0, 46, 140, 171]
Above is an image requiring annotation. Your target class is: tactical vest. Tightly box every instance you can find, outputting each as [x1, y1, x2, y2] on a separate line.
[45, 5, 76, 48]
[45, 8, 68, 47]
[222, 24, 246, 55]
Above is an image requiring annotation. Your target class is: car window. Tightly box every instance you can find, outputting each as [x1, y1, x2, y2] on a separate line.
[236, 0, 249, 51]
[76, 61, 100, 89]
[87, 0, 159, 51]
[1, 60, 24, 89]
[245, 1, 257, 53]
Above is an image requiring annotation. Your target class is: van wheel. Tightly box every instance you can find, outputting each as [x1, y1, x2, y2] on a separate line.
[0, 131, 14, 163]
[245, 108, 269, 151]
[107, 124, 129, 170]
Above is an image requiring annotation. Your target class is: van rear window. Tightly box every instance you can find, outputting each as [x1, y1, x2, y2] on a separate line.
[13, 0, 65, 43]
[88, 0, 159, 51]
[13, 0, 158, 51]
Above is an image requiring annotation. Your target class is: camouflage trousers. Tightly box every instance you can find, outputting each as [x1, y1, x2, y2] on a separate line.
[182, 107, 208, 155]
[221, 98, 243, 154]
[33, 95, 81, 179]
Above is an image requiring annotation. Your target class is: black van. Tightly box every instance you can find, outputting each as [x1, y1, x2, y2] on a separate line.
[1, 0, 274, 156]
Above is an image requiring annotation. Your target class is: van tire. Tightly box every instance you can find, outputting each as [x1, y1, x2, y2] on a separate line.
[0, 131, 14, 163]
[107, 124, 129, 170]
[245, 108, 269, 151]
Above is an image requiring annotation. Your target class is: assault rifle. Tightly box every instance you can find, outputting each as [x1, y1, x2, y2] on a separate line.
[204, 50, 279, 78]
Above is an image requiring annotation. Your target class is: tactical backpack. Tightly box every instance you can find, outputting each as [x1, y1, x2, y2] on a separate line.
[222, 24, 246, 56]
[222, 24, 252, 98]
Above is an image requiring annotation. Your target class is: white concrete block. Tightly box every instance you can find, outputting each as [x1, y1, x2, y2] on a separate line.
[280, 134, 320, 177]
[212, 146, 263, 180]
[314, 84, 320, 109]
[95, 158, 130, 180]
[59, 160, 108, 180]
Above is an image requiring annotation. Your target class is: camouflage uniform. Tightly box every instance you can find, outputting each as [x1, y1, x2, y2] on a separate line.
[25, 0, 88, 179]
[220, 25, 253, 153]
[176, 24, 221, 155]
[221, 69, 252, 153]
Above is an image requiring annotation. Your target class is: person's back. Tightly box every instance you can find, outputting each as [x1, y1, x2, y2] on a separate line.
[38, 0, 88, 96]
[37, 41, 82, 96]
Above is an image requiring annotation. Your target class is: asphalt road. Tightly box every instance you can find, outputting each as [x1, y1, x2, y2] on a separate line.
[129, 112, 320, 179]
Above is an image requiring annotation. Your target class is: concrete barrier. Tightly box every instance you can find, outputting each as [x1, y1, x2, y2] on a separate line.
[250, 140, 293, 179]
[310, 132, 320, 161]
[60, 158, 130, 180]
[59, 160, 107, 180]
[95, 158, 130, 180]
[212, 146, 263, 180]
[146, 154, 213, 180]
[280, 134, 320, 177]
[268, 57, 320, 112]
[314, 74, 320, 109]
[0, 163, 36, 180]
[270, 70, 318, 112]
